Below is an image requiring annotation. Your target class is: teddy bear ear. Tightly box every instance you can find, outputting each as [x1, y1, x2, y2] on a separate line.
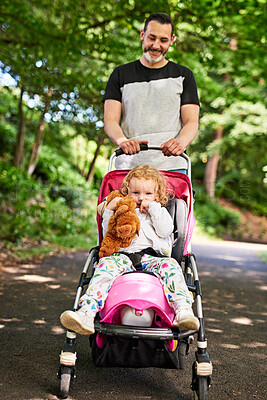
[106, 190, 122, 204]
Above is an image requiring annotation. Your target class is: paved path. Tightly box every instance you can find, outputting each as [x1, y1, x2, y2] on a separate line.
[0, 240, 266, 400]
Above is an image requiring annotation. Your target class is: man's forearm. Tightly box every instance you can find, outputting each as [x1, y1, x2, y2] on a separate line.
[104, 121, 127, 147]
[178, 121, 199, 148]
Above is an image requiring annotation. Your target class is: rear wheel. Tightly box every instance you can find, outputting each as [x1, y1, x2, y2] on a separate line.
[178, 340, 188, 369]
[59, 366, 72, 399]
[193, 376, 209, 400]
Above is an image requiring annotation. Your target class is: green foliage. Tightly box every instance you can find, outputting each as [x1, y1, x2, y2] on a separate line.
[0, 160, 98, 245]
[194, 186, 241, 237]
[191, 99, 267, 216]
[0, 0, 266, 252]
[36, 144, 86, 186]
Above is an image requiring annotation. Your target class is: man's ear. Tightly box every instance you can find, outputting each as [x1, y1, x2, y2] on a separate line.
[170, 34, 175, 46]
[140, 29, 144, 41]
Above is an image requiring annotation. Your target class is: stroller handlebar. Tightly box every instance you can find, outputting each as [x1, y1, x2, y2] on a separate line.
[115, 143, 149, 156]
[115, 144, 188, 160]
[110, 145, 191, 179]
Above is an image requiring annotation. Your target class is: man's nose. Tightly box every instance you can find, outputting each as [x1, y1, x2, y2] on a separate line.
[153, 40, 161, 49]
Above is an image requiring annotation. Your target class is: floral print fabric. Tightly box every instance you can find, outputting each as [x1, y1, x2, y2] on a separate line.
[79, 253, 192, 315]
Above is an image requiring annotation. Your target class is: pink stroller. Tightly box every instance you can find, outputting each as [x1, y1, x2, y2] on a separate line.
[58, 147, 212, 399]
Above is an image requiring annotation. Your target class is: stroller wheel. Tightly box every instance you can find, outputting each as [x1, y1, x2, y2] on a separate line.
[178, 340, 188, 369]
[59, 366, 72, 399]
[192, 376, 208, 400]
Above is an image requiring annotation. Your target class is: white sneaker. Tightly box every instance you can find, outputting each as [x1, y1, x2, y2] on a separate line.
[173, 307, 199, 330]
[60, 308, 95, 335]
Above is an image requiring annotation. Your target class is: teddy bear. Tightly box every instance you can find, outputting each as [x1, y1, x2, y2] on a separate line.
[98, 190, 140, 258]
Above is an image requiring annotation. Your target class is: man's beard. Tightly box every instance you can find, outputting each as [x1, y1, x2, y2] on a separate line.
[143, 46, 166, 64]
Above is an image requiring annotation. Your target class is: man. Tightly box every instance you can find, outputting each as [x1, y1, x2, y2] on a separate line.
[103, 13, 200, 170]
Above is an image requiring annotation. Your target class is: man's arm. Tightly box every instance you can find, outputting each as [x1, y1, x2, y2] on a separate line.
[104, 99, 148, 154]
[160, 104, 199, 156]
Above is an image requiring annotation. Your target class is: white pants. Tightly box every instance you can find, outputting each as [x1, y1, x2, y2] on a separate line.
[79, 253, 193, 316]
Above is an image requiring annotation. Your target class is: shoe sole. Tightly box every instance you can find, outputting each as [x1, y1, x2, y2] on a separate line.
[173, 317, 200, 331]
[60, 312, 94, 335]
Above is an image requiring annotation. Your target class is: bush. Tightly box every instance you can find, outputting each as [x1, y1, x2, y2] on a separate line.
[216, 173, 267, 216]
[0, 160, 98, 246]
[194, 186, 241, 237]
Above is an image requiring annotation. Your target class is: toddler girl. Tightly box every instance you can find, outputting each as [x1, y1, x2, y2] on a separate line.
[60, 165, 199, 334]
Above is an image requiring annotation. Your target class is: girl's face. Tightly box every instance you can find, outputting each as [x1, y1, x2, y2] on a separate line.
[127, 177, 156, 207]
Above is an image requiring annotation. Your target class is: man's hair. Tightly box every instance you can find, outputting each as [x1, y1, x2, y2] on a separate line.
[144, 13, 174, 36]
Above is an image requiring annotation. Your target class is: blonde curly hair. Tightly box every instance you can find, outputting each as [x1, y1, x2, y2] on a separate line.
[120, 165, 169, 206]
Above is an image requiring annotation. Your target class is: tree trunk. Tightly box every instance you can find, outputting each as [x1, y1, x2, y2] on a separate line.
[27, 88, 53, 176]
[13, 85, 26, 168]
[86, 135, 105, 182]
[204, 127, 223, 199]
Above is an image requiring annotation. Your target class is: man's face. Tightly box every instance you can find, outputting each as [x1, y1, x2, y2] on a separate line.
[140, 21, 175, 65]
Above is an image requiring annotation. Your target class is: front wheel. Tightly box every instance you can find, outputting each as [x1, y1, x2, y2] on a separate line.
[59, 366, 72, 399]
[193, 377, 209, 400]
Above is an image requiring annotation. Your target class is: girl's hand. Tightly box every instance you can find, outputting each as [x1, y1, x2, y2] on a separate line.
[106, 197, 122, 211]
[140, 199, 151, 214]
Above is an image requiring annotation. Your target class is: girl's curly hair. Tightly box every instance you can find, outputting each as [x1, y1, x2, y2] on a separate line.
[120, 165, 170, 206]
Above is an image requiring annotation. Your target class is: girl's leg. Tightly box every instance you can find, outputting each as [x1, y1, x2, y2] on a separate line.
[141, 255, 193, 311]
[79, 253, 135, 315]
[60, 254, 135, 335]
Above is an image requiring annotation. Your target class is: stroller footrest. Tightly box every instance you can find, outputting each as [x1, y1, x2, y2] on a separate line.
[95, 321, 197, 341]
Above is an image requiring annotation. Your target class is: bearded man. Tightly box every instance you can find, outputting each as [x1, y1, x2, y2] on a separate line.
[103, 13, 200, 171]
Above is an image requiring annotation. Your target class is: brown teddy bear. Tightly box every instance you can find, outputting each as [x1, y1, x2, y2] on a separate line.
[98, 190, 140, 258]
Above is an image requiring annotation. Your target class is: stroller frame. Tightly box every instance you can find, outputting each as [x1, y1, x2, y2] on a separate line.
[58, 147, 212, 399]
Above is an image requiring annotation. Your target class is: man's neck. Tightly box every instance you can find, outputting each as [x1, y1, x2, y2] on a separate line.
[139, 55, 168, 69]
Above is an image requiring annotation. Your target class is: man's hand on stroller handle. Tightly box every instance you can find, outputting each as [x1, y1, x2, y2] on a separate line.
[115, 139, 186, 157]
[118, 139, 148, 155]
[160, 138, 185, 157]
